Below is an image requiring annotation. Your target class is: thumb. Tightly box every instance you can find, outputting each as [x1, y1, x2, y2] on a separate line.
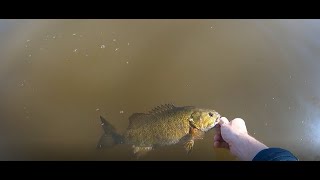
[219, 117, 230, 126]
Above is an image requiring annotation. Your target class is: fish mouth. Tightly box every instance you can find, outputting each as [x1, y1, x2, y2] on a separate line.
[202, 115, 221, 132]
[213, 115, 221, 127]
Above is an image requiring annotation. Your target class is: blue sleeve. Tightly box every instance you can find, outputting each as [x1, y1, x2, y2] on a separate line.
[252, 148, 298, 161]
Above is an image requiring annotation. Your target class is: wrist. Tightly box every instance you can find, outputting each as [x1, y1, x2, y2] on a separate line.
[232, 133, 268, 161]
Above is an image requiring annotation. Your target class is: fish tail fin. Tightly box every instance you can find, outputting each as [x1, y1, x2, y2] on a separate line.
[97, 116, 124, 149]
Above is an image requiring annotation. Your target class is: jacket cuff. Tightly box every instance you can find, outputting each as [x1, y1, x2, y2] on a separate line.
[252, 148, 298, 161]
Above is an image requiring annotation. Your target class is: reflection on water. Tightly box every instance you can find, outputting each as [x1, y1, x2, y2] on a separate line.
[0, 19, 320, 160]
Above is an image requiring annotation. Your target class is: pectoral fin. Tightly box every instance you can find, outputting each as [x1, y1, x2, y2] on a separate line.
[191, 128, 205, 140]
[184, 140, 194, 154]
[183, 127, 204, 154]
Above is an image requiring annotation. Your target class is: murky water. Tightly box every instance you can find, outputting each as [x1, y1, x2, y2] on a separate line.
[0, 19, 320, 160]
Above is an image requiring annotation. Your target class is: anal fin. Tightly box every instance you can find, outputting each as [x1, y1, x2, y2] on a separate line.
[132, 146, 153, 159]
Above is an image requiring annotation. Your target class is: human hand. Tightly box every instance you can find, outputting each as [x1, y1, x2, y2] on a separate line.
[214, 117, 268, 161]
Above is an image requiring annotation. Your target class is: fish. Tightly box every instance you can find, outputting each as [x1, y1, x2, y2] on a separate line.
[97, 104, 221, 158]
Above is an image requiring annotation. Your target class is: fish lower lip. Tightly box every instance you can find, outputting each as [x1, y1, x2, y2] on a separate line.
[216, 116, 221, 123]
[213, 116, 221, 127]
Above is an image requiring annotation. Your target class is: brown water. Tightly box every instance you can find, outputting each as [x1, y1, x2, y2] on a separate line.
[0, 19, 320, 161]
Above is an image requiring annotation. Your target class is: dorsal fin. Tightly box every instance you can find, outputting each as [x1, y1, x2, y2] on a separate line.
[148, 104, 176, 114]
[129, 113, 145, 121]
[128, 113, 150, 129]
[127, 104, 177, 129]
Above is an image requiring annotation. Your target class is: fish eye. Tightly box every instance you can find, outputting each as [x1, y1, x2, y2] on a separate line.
[208, 112, 213, 117]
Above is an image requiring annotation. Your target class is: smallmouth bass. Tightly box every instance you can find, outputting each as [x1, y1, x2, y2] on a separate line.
[97, 104, 221, 157]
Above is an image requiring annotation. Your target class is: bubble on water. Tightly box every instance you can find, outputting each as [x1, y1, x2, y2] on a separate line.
[26, 40, 30, 42]
[210, 26, 213, 29]
[96, 108, 100, 111]
[300, 138, 303, 141]
[99, 144, 102, 148]
[272, 97, 275, 100]
[86, 54, 89, 57]
[25, 45, 28, 48]
[73, 49, 78, 53]
[265, 122, 268, 126]
[101, 123, 104, 126]
[301, 120, 304, 124]
[126, 61, 129, 64]
[73, 33, 77, 36]
[53, 36, 56, 39]
[288, 106, 291, 110]
[253, 132, 256, 135]
[100, 45, 106, 49]
[28, 54, 32, 57]
[113, 39, 116, 42]
[19, 82, 25, 87]
[128, 42, 130, 46]
[115, 48, 119, 51]
[120, 110, 124, 114]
